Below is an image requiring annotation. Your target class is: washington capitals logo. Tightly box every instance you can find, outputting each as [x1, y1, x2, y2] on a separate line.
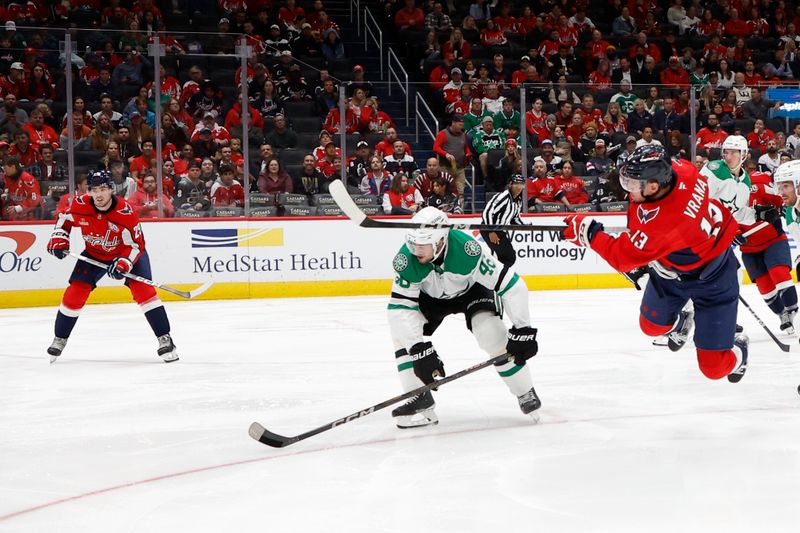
[637, 205, 660, 224]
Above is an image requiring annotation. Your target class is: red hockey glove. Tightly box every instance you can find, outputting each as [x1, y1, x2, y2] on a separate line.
[561, 214, 603, 247]
[46, 229, 70, 259]
[107, 257, 133, 280]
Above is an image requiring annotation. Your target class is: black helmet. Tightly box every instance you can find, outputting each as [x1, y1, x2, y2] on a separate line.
[510, 174, 525, 184]
[618, 144, 673, 191]
[87, 168, 113, 189]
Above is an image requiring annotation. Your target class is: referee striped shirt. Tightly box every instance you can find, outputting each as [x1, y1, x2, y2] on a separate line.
[481, 190, 523, 228]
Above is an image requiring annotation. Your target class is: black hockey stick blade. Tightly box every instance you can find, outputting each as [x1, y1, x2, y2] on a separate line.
[328, 180, 627, 233]
[248, 422, 297, 448]
[248, 352, 513, 448]
[70, 252, 213, 299]
[738, 294, 799, 353]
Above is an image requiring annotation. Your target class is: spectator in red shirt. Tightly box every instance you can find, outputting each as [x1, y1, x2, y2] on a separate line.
[129, 139, 156, 181]
[724, 8, 749, 38]
[429, 53, 455, 92]
[0, 62, 27, 99]
[8, 130, 41, 167]
[394, 0, 424, 32]
[554, 161, 589, 205]
[480, 19, 508, 46]
[441, 28, 471, 59]
[376, 127, 412, 157]
[628, 32, 662, 63]
[695, 113, 728, 150]
[743, 60, 763, 87]
[589, 30, 612, 60]
[660, 56, 690, 90]
[211, 164, 246, 207]
[23, 109, 59, 151]
[747, 119, 776, 154]
[2, 155, 43, 220]
[128, 172, 175, 218]
[527, 159, 566, 206]
[57, 173, 88, 215]
[278, 0, 305, 28]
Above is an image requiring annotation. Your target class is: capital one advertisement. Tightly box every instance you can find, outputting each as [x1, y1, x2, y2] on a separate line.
[0, 214, 626, 306]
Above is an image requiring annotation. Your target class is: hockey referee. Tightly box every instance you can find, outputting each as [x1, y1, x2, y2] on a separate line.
[480, 174, 525, 266]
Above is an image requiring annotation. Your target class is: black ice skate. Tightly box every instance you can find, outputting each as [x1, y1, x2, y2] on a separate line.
[727, 333, 749, 384]
[667, 309, 694, 352]
[47, 337, 67, 364]
[779, 309, 797, 335]
[157, 334, 179, 363]
[391, 391, 437, 428]
[517, 387, 541, 417]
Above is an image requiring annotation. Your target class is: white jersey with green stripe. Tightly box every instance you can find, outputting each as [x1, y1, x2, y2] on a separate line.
[388, 229, 531, 350]
[784, 204, 800, 267]
[699, 159, 756, 225]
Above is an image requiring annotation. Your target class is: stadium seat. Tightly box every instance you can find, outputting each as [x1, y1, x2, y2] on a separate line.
[250, 206, 278, 217]
[285, 205, 317, 216]
[534, 203, 567, 213]
[567, 203, 594, 213]
[312, 193, 336, 206]
[600, 202, 628, 212]
[277, 192, 309, 206]
[176, 209, 208, 218]
[212, 207, 244, 217]
[249, 193, 276, 206]
[317, 205, 343, 216]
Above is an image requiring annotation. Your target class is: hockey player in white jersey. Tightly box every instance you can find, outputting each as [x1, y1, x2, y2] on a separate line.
[775, 160, 800, 277]
[699, 135, 756, 225]
[387, 206, 540, 428]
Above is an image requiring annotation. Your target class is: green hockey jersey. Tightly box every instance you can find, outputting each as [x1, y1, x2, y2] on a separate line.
[699, 159, 755, 225]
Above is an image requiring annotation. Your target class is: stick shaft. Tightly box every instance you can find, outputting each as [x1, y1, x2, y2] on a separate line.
[249, 352, 512, 447]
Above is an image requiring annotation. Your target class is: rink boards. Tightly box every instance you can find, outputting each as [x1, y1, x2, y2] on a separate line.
[0, 213, 652, 307]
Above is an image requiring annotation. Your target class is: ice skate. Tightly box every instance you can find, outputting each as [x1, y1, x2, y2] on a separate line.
[517, 387, 541, 421]
[391, 391, 438, 428]
[47, 337, 67, 363]
[157, 334, 179, 362]
[779, 309, 796, 335]
[667, 309, 694, 352]
[727, 334, 749, 383]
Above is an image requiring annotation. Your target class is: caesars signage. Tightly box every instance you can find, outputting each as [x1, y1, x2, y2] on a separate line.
[0, 215, 626, 307]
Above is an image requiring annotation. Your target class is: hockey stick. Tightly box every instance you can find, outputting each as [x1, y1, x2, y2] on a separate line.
[329, 180, 627, 233]
[249, 352, 513, 448]
[737, 294, 798, 353]
[69, 252, 213, 299]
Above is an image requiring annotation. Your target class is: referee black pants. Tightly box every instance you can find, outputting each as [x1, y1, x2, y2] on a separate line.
[480, 230, 517, 267]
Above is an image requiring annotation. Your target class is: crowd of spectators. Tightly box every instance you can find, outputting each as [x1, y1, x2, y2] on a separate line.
[376, 0, 800, 211]
[2, 0, 800, 221]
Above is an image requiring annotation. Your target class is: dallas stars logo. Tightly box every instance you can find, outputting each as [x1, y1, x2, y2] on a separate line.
[393, 253, 408, 271]
[464, 240, 481, 256]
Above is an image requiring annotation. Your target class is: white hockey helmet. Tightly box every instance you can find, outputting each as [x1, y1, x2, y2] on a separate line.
[721, 135, 748, 157]
[774, 160, 800, 185]
[405, 206, 450, 260]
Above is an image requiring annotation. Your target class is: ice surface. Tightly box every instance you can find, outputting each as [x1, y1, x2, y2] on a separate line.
[2, 286, 800, 532]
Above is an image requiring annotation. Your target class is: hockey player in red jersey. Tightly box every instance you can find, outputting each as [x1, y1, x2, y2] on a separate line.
[45, 169, 178, 363]
[742, 163, 799, 334]
[561, 145, 749, 382]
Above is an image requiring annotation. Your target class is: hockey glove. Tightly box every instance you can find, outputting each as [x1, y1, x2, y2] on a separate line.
[561, 214, 603, 247]
[733, 233, 748, 247]
[506, 326, 538, 366]
[409, 341, 445, 386]
[622, 266, 649, 291]
[46, 229, 70, 259]
[107, 257, 133, 280]
[754, 204, 779, 224]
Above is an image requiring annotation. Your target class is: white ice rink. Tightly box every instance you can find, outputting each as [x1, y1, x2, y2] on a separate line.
[2, 286, 800, 532]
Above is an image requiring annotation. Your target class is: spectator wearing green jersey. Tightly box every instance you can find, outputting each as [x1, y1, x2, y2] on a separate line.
[493, 99, 521, 136]
[473, 115, 506, 182]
